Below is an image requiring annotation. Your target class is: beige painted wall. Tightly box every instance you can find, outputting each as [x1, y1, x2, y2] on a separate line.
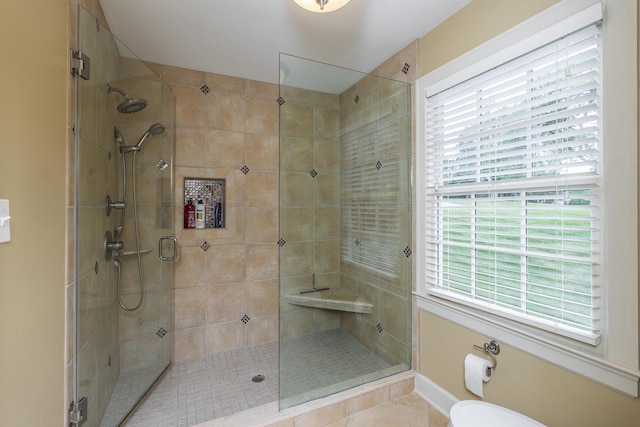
[0, 0, 67, 426]
[417, 1, 640, 426]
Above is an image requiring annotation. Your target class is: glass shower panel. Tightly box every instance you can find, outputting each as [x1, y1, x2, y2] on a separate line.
[278, 54, 411, 409]
[75, 6, 174, 426]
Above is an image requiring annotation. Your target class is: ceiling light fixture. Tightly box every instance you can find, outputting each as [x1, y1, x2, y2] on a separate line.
[293, 0, 351, 13]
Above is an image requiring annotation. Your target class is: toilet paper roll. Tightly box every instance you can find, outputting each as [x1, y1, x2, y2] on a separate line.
[464, 353, 492, 398]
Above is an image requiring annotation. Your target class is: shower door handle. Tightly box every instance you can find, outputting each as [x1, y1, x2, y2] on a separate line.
[159, 236, 177, 261]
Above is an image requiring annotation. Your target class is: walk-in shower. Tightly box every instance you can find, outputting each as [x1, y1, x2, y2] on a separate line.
[278, 53, 412, 409]
[73, 6, 174, 426]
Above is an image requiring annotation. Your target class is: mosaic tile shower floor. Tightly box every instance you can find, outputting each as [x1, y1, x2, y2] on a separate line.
[109, 329, 392, 427]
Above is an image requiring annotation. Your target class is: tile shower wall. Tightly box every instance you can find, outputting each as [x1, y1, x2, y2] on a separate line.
[149, 65, 281, 361]
[338, 42, 418, 367]
[278, 87, 342, 338]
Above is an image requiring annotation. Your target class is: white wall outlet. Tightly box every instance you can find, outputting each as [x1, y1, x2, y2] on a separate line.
[0, 199, 11, 243]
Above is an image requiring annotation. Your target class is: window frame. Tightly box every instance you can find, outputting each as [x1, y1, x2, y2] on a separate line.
[415, 0, 640, 396]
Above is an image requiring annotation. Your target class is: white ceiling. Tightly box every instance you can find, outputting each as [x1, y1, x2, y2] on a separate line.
[99, 0, 470, 92]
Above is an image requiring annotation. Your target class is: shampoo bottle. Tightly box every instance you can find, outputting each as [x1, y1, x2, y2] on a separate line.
[184, 199, 195, 229]
[195, 199, 205, 229]
[213, 201, 222, 228]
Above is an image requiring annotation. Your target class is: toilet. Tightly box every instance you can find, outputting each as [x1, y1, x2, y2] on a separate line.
[448, 400, 546, 427]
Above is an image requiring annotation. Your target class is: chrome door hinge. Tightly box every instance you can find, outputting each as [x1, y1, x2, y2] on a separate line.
[68, 397, 88, 426]
[70, 50, 91, 80]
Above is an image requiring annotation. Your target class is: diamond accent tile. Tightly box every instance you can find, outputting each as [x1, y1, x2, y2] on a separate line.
[277, 238, 286, 247]
[354, 237, 360, 247]
[241, 314, 251, 324]
[156, 327, 168, 338]
[201, 241, 211, 252]
[201, 84, 210, 94]
[137, 317, 144, 326]
[376, 323, 383, 334]
[403, 246, 412, 257]
[354, 95, 360, 104]
[309, 169, 318, 178]
[402, 63, 410, 75]
[277, 96, 285, 105]
[376, 161, 383, 170]
[241, 165, 250, 174]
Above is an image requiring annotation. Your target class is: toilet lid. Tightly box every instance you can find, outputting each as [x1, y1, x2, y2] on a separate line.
[450, 401, 546, 427]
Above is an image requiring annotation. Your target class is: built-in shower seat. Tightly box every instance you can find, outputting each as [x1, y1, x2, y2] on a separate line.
[285, 287, 373, 314]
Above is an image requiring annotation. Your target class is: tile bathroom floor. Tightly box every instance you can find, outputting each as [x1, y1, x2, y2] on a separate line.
[117, 329, 398, 427]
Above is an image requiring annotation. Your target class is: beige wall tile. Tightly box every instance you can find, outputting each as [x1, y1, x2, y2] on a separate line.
[281, 208, 313, 242]
[246, 171, 278, 207]
[206, 73, 245, 94]
[281, 137, 313, 173]
[246, 134, 279, 171]
[246, 279, 278, 317]
[174, 246, 205, 288]
[206, 91, 245, 132]
[314, 207, 340, 240]
[388, 377, 414, 399]
[245, 208, 278, 244]
[281, 309, 314, 339]
[204, 129, 245, 168]
[175, 127, 205, 168]
[294, 402, 346, 427]
[160, 64, 205, 88]
[246, 79, 278, 99]
[314, 106, 339, 140]
[314, 174, 340, 206]
[204, 245, 245, 285]
[345, 387, 389, 416]
[246, 315, 278, 346]
[205, 283, 246, 323]
[174, 287, 205, 329]
[205, 321, 245, 354]
[246, 97, 279, 136]
[281, 172, 313, 207]
[174, 85, 205, 128]
[173, 327, 205, 361]
[280, 103, 313, 138]
[245, 244, 278, 281]
[379, 290, 409, 343]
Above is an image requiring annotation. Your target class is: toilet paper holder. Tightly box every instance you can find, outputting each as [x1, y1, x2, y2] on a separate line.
[473, 340, 500, 371]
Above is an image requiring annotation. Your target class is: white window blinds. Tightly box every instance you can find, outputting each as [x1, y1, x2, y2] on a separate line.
[424, 23, 602, 344]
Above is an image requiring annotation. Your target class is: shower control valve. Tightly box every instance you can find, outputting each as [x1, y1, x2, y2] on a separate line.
[105, 195, 126, 216]
[104, 231, 124, 261]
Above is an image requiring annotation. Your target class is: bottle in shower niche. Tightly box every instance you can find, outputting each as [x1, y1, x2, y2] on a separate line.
[213, 201, 222, 228]
[184, 199, 195, 229]
[195, 199, 205, 229]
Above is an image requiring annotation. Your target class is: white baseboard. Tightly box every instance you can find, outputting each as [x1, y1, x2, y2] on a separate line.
[414, 373, 459, 418]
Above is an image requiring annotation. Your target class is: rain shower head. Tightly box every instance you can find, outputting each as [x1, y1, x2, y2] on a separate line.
[107, 84, 148, 114]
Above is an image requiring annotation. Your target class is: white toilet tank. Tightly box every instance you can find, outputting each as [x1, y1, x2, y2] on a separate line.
[448, 401, 546, 427]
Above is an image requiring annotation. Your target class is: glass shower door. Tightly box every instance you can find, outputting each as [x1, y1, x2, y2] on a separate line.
[278, 54, 412, 409]
[74, 6, 174, 426]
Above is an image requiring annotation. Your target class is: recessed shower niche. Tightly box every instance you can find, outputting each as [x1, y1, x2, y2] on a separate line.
[184, 178, 225, 229]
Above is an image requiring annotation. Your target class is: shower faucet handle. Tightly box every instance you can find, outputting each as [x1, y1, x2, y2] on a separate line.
[105, 195, 126, 216]
[104, 230, 124, 261]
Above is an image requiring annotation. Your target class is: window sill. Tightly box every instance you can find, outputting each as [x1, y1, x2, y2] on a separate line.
[414, 292, 640, 397]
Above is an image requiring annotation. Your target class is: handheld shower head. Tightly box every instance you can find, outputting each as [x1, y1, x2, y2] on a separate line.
[114, 126, 125, 145]
[107, 84, 148, 114]
[119, 123, 165, 154]
[135, 123, 166, 149]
